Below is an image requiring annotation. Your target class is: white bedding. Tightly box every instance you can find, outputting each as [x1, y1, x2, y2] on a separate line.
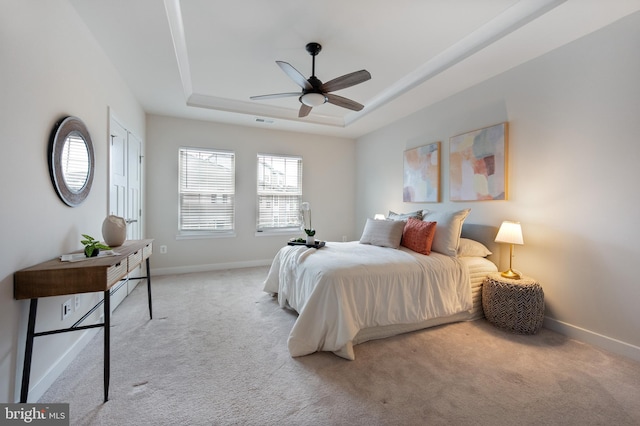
[263, 241, 480, 360]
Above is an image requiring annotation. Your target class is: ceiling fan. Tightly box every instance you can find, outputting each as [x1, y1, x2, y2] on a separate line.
[250, 42, 371, 118]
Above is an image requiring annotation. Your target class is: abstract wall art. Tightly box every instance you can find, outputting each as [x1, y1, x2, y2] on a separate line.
[403, 142, 440, 203]
[449, 122, 508, 201]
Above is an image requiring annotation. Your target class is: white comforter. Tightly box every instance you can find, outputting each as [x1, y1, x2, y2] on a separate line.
[263, 241, 471, 360]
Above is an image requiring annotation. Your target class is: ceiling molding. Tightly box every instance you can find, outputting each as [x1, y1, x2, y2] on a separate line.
[164, 0, 192, 99]
[166, 0, 567, 128]
[186, 94, 345, 127]
[345, 0, 567, 126]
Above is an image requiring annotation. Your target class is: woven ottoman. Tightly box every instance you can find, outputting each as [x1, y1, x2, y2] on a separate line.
[482, 272, 545, 334]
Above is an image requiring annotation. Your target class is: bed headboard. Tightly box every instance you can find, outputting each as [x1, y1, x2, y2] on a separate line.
[460, 223, 500, 264]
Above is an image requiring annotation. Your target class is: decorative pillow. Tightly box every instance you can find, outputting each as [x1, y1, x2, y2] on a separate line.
[422, 209, 471, 256]
[387, 209, 425, 221]
[401, 218, 437, 255]
[359, 218, 405, 249]
[457, 238, 492, 257]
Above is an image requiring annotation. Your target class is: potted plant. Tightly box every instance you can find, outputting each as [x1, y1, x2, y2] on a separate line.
[81, 234, 111, 257]
[301, 202, 316, 244]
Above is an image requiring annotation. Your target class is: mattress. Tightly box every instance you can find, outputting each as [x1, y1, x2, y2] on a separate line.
[264, 242, 497, 359]
[352, 256, 497, 346]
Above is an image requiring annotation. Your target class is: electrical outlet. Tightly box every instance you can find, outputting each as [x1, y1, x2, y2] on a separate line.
[75, 295, 80, 311]
[160, 245, 167, 254]
[62, 299, 72, 320]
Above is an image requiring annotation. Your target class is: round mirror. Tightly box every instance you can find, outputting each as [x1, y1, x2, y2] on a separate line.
[48, 116, 95, 207]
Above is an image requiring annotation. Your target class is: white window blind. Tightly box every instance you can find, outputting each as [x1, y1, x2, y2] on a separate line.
[61, 135, 90, 191]
[179, 147, 235, 233]
[257, 154, 303, 232]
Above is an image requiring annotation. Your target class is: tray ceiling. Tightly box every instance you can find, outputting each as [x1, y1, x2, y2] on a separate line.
[70, 0, 640, 137]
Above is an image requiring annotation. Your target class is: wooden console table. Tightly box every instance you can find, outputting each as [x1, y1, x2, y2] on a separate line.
[14, 239, 154, 403]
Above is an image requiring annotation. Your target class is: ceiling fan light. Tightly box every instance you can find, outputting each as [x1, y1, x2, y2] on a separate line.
[300, 92, 326, 107]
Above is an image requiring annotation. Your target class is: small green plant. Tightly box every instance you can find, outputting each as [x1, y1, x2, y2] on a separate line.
[81, 234, 111, 257]
[301, 202, 315, 237]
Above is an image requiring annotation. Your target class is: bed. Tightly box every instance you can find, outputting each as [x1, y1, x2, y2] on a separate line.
[263, 211, 499, 360]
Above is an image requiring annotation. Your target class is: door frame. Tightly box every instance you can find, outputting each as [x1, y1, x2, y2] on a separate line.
[108, 109, 145, 298]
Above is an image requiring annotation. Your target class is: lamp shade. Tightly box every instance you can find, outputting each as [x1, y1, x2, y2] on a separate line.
[300, 92, 326, 107]
[495, 221, 524, 245]
[374, 214, 386, 220]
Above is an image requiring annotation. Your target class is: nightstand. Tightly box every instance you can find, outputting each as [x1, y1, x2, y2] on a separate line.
[482, 272, 545, 334]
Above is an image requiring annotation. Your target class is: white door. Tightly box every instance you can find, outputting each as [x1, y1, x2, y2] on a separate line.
[109, 114, 143, 305]
[126, 132, 142, 241]
[125, 132, 143, 294]
[109, 119, 127, 220]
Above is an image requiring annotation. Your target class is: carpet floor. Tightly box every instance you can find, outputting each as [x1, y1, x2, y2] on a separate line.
[39, 266, 640, 425]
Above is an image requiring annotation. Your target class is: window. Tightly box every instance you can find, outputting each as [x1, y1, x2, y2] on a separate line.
[257, 154, 303, 232]
[179, 147, 235, 235]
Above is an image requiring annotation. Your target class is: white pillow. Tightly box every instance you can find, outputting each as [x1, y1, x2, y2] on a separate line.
[359, 218, 405, 249]
[422, 209, 470, 256]
[387, 210, 425, 221]
[457, 238, 492, 257]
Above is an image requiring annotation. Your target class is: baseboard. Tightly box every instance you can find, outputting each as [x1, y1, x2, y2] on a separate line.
[151, 259, 273, 276]
[544, 316, 640, 363]
[23, 328, 99, 403]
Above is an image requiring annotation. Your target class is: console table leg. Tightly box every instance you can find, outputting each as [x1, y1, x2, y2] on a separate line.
[146, 257, 153, 319]
[20, 299, 38, 403]
[104, 290, 110, 402]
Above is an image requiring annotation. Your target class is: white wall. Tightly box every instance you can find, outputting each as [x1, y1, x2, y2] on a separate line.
[2, 0, 637, 406]
[145, 115, 356, 274]
[0, 1, 145, 402]
[356, 12, 640, 361]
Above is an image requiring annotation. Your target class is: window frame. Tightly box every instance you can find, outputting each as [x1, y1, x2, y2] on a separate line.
[177, 146, 236, 239]
[256, 153, 303, 234]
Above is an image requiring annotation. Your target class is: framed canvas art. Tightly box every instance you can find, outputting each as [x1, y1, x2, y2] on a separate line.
[449, 122, 508, 201]
[403, 142, 440, 203]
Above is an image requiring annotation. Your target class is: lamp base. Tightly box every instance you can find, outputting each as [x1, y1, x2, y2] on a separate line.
[500, 269, 522, 280]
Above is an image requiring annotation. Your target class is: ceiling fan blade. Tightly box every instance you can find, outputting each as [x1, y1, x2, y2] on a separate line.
[277, 61, 312, 90]
[325, 93, 364, 111]
[250, 92, 301, 101]
[298, 104, 312, 118]
[320, 70, 371, 93]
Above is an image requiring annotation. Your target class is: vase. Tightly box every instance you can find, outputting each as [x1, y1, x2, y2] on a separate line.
[102, 215, 127, 247]
[306, 235, 315, 246]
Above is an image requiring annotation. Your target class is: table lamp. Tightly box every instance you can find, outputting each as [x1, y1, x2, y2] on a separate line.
[495, 221, 524, 279]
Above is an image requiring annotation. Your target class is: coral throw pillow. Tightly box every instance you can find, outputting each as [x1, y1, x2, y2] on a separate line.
[401, 218, 437, 255]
